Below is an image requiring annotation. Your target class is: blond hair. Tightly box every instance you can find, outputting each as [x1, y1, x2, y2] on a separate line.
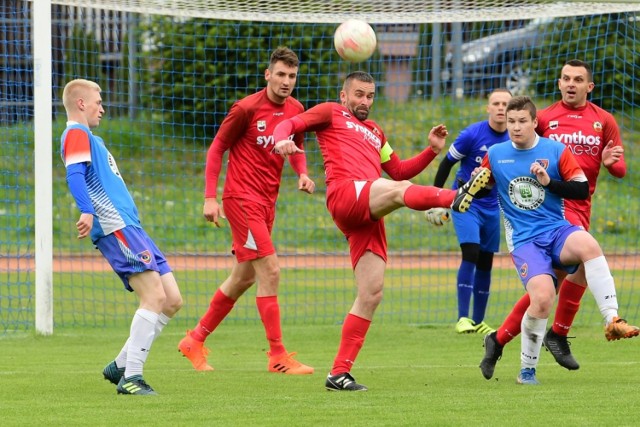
[62, 79, 101, 111]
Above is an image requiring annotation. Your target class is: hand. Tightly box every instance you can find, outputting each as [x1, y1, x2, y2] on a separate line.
[274, 139, 304, 157]
[602, 140, 623, 168]
[428, 124, 448, 154]
[76, 213, 93, 239]
[530, 162, 550, 186]
[203, 197, 225, 227]
[298, 174, 315, 194]
[424, 208, 450, 226]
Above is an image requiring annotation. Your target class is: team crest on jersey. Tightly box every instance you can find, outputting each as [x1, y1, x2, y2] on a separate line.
[137, 250, 152, 264]
[593, 121, 603, 133]
[371, 126, 380, 136]
[508, 176, 545, 211]
[549, 120, 559, 130]
[520, 263, 528, 278]
[535, 159, 549, 169]
[257, 120, 267, 132]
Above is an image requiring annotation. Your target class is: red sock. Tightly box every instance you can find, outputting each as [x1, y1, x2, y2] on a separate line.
[496, 293, 530, 346]
[552, 279, 587, 336]
[256, 295, 286, 356]
[191, 289, 236, 342]
[331, 313, 371, 375]
[403, 185, 455, 210]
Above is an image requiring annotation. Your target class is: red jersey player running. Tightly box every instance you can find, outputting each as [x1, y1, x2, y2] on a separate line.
[480, 59, 638, 380]
[178, 47, 316, 375]
[273, 71, 490, 391]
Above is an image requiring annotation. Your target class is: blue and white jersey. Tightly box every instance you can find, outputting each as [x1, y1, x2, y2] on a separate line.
[447, 120, 507, 210]
[484, 135, 586, 252]
[60, 122, 140, 241]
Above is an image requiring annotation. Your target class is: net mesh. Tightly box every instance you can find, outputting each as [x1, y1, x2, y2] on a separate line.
[50, 0, 640, 23]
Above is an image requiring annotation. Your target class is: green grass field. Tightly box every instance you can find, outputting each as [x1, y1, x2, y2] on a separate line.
[1, 322, 638, 426]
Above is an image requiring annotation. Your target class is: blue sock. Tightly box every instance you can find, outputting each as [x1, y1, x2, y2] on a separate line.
[457, 260, 475, 319]
[472, 268, 492, 324]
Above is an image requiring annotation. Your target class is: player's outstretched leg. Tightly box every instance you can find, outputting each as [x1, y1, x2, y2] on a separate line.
[605, 317, 640, 341]
[479, 331, 503, 380]
[451, 168, 491, 213]
[543, 328, 580, 370]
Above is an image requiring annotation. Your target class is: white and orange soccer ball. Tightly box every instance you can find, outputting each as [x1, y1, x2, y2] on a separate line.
[333, 19, 377, 63]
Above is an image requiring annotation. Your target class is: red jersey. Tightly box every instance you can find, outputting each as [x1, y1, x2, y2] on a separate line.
[536, 100, 626, 227]
[205, 88, 305, 206]
[277, 103, 387, 186]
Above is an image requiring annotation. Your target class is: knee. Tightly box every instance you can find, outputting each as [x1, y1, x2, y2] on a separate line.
[359, 286, 384, 309]
[164, 294, 183, 317]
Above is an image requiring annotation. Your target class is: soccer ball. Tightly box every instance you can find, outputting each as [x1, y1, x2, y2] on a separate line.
[333, 19, 377, 63]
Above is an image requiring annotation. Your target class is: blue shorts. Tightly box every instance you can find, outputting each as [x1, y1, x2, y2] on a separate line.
[510, 224, 581, 289]
[451, 205, 500, 252]
[95, 226, 172, 291]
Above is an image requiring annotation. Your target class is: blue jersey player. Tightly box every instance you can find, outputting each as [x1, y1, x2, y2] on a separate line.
[60, 79, 183, 395]
[476, 96, 637, 385]
[426, 89, 511, 334]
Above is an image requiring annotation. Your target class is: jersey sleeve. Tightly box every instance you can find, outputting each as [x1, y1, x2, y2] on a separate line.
[62, 128, 91, 166]
[558, 148, 587, 182]
[602, 112, 627, 178]
[446, 127, 473, 162]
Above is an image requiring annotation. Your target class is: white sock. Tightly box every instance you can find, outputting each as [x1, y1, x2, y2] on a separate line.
[521, 312, 547, 369]
[125, 309, 159, 379]
[154, 312, 171, 340]
[584, 256, 618, 324]
[115, 338, 129, 369]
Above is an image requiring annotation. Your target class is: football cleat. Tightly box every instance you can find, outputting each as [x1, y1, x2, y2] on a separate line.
[102, 360, 125, 385]
[479, 331, 503, 380]
[325, 372, 368, 392]
[178, 330, 214, 371]
[474, 321, 496, 335]
[117, 375, 158, 395]
[543, 328, 579, 370]
[451, 167, 491, 213]
[267, 351, 314, 375]
[455, 317, 476, 334]
[605, 317, 640, 341]
[516, 368, 539, 385]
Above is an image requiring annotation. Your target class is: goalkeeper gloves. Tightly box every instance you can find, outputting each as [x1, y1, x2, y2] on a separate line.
[424, 208, 450, 226]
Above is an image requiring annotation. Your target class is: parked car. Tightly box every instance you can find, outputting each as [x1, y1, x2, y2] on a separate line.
[441, 18, 554, 96]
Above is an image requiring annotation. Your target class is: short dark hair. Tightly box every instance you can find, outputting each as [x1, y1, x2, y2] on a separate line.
[343, 71, 375, 91]
[269, 46, 299, 69]
[506, 96, 537, 120]
[563, 59, 593, 82]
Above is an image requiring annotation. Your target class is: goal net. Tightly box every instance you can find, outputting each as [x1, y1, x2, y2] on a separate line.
[2, 0, 639, 333]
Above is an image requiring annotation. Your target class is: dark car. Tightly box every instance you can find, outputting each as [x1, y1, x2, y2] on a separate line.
[441, 18, 554, 96]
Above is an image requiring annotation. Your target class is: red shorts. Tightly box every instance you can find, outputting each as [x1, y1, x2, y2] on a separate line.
[327, 180, 387, 269]
[222, 197, 276, 263]
[565, 207, 590, 231]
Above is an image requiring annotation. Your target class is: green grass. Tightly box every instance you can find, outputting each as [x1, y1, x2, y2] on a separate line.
[1, 323, 638, 426]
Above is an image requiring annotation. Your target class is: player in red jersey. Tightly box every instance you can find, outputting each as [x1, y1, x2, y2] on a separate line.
[178, 47, 316, 375]
[480, 60, 638, 380]
[273, 71, 490, 391]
